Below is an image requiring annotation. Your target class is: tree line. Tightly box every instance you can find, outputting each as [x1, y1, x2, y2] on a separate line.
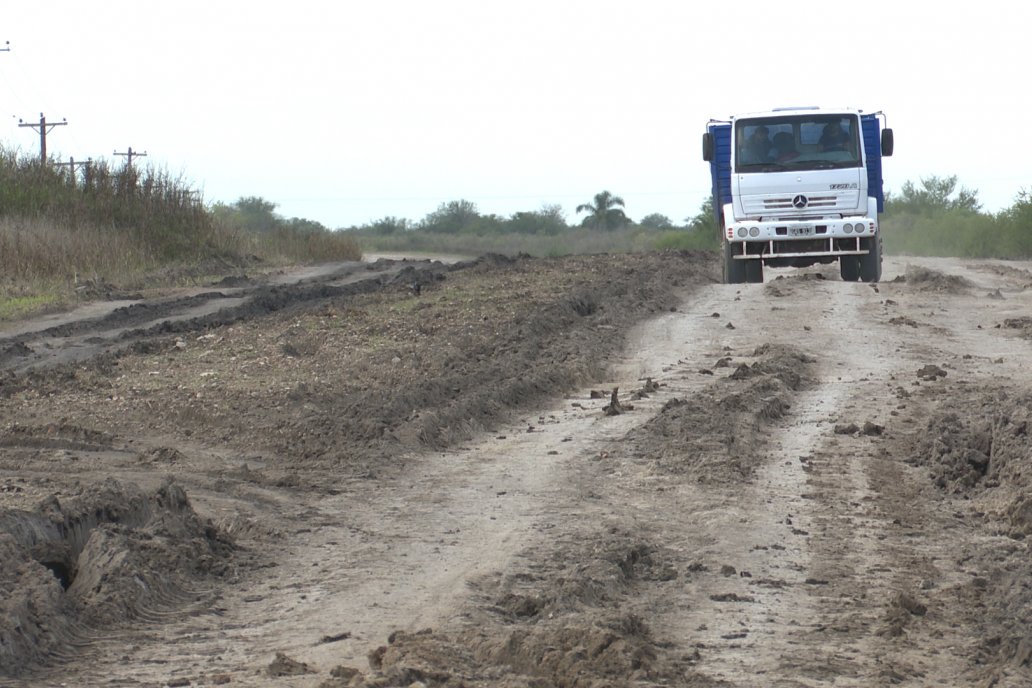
[351, 190, 717, 239]
[351, 177, 1032, 260]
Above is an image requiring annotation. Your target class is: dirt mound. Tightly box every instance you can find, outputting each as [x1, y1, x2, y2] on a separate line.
[972, 262, 1032, 287]
[1001, 316, 1032, 340]
[913, 387, 1032, 536]
[629, 343, 815, 482]
[901, 264, 973, 293]
[912, 387, 1032, 515]
[762, 273, 828, 298]
[0, 479, 232, 677]
[903, 385, 1032, 676]
[325, 528, 719, 687]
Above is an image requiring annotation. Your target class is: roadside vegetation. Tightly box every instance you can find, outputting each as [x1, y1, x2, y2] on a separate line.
[349, 193, 720, 257]
[0, 146, 359, 319]
[353, 177, 1032, 262]
[881, 175, 1032, 258]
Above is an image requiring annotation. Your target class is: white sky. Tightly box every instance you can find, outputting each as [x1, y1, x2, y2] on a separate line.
[2, 1, 1029, 229]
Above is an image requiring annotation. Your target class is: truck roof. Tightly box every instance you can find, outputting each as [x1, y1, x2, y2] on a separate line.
[730, 106, 864, 120]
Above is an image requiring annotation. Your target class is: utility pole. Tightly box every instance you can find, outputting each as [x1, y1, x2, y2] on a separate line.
[18, 113, 68, 164]
[55, 157, 93, 187]
[114, 147, 147, 168]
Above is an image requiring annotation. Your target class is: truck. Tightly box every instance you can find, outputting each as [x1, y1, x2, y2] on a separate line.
[702, 107, 893, 284]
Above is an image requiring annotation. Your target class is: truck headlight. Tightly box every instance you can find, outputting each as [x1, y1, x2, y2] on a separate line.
[737, 227, 747, 238]
[843, 223, 853, 233]
[749, 227, 760, 237]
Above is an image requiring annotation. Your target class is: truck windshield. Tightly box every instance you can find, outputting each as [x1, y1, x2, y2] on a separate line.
[735, 114, 861, 171]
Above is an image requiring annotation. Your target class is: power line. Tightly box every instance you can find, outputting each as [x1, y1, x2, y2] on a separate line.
[18, 112, 67, 164]
[54, 157, 93, 187]
[114, 147, 147, 168]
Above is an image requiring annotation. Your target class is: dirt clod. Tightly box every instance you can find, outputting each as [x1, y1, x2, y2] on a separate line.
[917, 364, 948, 381]
[267, 652, 315, 677]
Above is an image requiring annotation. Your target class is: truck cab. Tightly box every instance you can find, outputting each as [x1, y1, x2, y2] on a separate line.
[703, 107, 893, 284]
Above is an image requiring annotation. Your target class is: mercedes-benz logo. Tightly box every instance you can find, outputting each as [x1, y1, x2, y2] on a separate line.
[792, 194, 808, 209]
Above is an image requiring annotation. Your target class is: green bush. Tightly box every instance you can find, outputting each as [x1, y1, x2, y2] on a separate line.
[880, 176, 1032, 259]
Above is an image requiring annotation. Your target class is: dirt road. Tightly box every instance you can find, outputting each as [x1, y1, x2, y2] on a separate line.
[2, 252, 1032, 687]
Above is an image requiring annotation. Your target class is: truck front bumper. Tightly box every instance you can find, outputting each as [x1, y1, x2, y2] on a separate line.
[725, 217, 877, 259]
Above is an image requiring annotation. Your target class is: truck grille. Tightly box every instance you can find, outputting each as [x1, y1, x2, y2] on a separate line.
[764, 195, 838, 210]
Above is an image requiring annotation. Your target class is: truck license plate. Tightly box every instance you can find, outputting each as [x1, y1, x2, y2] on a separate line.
[788, 225, 815, 237]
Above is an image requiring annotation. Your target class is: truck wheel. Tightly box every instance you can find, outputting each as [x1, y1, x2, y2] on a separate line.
[840, 256, 860, 282]
[859, 235, 882, 283]
[745, 260, 764, 283]
[723, 242, 747, 284]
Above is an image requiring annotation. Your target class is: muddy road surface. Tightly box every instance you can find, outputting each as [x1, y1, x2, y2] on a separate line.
[2, 252, 1032, 687]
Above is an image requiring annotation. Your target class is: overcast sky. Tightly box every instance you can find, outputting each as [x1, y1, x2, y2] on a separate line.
[2, 1, 1028, 229]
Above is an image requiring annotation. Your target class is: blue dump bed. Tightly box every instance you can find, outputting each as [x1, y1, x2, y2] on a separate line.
[706, 122, 731, 226]
[860, 113, 885, 212]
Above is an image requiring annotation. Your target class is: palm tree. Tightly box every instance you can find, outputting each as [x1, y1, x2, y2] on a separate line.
[576, 190, 627, 231]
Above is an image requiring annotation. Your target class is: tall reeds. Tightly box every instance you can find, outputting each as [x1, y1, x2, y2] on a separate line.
[0, 145, 360, 301]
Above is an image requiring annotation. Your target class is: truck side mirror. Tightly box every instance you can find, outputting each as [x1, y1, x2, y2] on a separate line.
[881, 129, 894, 157]
[702, 133, 714, 162]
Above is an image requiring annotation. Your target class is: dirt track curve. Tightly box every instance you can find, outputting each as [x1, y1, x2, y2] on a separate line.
[3, 252, 1032, 687]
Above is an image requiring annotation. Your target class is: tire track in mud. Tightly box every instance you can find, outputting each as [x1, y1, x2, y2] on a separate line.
[0, 260, 431, 375]
[649, 258, 1032, 686]
[660, 277, 914, 685]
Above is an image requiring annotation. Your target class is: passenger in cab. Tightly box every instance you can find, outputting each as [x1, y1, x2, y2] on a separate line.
[772, 132, 799, 162]
[819, 123, 850, 152]
[743, 126, 774, 163]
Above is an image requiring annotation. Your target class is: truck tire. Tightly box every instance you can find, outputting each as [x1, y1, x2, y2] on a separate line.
[839, 256, 860, 282]
[859, 235, 882, 283]
[723, 241, 747, 284]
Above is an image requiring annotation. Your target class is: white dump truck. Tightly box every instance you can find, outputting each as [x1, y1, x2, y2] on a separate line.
[703, 107, 894, 283]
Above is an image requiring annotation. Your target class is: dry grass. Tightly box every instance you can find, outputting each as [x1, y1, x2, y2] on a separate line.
[0, 217, 151, 283]
[0, 215, 361, 322]
[0, 146, 361, 322]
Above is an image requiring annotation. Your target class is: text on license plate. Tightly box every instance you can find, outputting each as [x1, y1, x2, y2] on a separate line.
[788, 225, 815, 237]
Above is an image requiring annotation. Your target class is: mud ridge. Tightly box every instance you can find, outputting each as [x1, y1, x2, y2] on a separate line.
[0, 260, 451, 377]
[629, 343, 815, 482]
[900, 264, 973, 293]
[328, 527, 719, 687]
[900, 383, 1032, 679]
[0, 479, 232, 678]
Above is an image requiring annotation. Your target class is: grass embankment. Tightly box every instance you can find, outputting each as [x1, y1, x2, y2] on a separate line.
[355, 225, 717, 258]
[0, 148, 360, 321]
